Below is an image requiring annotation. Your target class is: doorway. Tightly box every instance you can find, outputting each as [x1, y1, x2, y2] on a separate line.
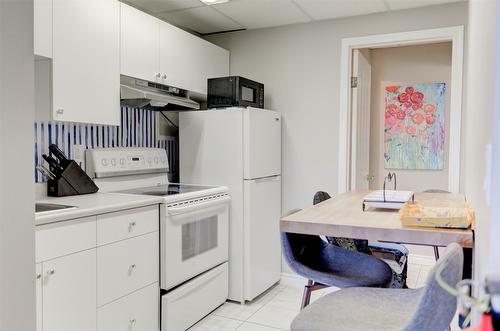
[354, 43, 453, 191]
[338, 26, 464, 193]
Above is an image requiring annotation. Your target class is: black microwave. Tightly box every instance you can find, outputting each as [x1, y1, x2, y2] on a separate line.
[207, 76, 264, 109]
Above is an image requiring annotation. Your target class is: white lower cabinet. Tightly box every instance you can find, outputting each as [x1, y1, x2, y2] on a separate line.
[98, 283, 159, 331]
[42, 249, 97, 331]
[36, 206, 160, 331]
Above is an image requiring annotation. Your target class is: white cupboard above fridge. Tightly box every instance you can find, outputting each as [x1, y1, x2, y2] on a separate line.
[120, 2, 229, 97]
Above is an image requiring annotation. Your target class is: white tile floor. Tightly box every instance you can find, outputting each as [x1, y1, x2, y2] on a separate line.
[188, 260, 460, 331]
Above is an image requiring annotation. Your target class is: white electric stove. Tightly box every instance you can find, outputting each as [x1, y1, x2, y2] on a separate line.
[86, 147, 230, 331]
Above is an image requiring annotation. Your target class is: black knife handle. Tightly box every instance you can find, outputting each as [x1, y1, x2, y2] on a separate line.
[42, 154, 63, 176]
[49, 144, 70, 167]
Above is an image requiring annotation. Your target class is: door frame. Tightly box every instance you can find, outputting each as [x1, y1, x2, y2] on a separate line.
[338, 26, 464, 193]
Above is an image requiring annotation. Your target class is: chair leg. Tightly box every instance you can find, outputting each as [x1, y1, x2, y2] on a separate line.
[301, 280, 313, 310]
[433, 246, 440, 261]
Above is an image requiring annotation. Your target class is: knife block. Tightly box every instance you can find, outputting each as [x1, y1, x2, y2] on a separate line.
[47, 161, 99, 197]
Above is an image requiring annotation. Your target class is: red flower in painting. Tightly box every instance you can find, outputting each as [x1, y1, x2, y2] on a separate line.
[388, 103, 398, 112]
[412, 102, 423, 110]
[424, 104, 436, 114]
[411, 91, 424, 103]
[386, 85, 400, 93]
[425, 115, 436, 125]
[395, 109, 406, 120]
[385, 116, 397, 127]
[412, 112, 425, 125]
[398, 92, 410, 103]
[406, 125, 417, 136]
[405, 87, 415, 95]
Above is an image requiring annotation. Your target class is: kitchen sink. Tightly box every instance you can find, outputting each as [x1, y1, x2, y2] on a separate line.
[35, 203, 77, 214]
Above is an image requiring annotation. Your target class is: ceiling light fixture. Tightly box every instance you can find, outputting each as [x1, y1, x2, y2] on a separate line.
[200, 0, 230, 5]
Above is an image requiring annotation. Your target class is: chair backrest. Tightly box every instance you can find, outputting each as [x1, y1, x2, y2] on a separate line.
[281, 231, 327, 274]
[403, 243, 464, 331]
[313, 191, 331, 205]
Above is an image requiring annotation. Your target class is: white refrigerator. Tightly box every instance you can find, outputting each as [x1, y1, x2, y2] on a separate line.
[179, 107, 282, 303]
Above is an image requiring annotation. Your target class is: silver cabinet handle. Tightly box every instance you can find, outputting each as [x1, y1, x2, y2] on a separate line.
[129, 318, 136, 325]
[47, 269, 55, 276]
[156, 73, 161, 78]
[162, 74, 167, 79]
[36, 273, 42, 280]
[56, 109, 64, 114]
[128, 221, 136, 232]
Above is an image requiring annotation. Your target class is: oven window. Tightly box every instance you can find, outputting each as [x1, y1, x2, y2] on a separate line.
[182, 216, 218, 261]
[241, 86, 255, 102]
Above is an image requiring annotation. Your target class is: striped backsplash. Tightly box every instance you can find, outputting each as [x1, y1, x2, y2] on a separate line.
[34, 107, 178, 183]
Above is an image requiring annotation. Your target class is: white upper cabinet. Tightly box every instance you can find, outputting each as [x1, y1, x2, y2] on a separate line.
[120, 4, 229, 96]
[120, 3, 160, 83]
[34, 0, 52, 58]
[52, 0, 120, 125]
[159, 22, 229, 95]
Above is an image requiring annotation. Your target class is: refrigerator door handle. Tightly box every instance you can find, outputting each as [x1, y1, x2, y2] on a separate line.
[248, 175, 281, 183]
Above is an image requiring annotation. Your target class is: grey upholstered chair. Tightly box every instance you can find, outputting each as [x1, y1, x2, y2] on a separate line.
[313, 191, 409, 288]
[291, 243, 464, 331]
[281, 230, 393, 308]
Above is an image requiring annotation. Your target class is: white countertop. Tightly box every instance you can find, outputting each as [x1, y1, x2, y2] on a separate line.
[35, 192, 163, 226]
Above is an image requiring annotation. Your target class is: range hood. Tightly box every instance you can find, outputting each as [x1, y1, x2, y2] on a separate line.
[120, 75, 200, 110]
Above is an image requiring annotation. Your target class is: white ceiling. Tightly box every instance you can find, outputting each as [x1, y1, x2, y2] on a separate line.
[124, 0, 466, 35]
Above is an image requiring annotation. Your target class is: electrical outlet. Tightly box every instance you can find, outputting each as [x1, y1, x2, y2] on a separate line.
[72, 145, 87, 168]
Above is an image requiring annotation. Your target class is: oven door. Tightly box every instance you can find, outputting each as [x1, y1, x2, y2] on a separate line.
[160, 195, 230, 291]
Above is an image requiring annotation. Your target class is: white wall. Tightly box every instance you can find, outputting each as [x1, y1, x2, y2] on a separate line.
[0, 1, 36, 330]
[368, 43, 452, 192]
[207, 2, 468, 215]
[466, 0, 496, 281]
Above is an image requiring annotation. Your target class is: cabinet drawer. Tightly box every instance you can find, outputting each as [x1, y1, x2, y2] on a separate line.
[98, 283, 159, 331]
[97, 232, 159, 306]
[97, 205, 159, 245]
[161, 262, 228, 331]
[36, 216, 96, 262]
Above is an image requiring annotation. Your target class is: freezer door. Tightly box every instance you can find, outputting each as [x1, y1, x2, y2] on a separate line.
[243, 175, 281, 301]
[243, 108, 281, 179]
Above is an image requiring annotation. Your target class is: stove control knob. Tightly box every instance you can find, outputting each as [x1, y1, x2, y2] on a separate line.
[101, 159, 108, 167]
[154, 157, 159, 164]
[111, 158, 117, 166]
[120, 158, 125, 165]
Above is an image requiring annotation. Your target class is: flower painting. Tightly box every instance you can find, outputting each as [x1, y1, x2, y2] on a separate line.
[384, 83, 446, 170]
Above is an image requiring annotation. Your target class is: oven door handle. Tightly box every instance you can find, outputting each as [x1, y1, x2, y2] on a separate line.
[167, 196, 231, 216]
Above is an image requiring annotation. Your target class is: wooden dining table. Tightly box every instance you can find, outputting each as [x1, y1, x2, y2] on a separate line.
[280, 191, 474, 248]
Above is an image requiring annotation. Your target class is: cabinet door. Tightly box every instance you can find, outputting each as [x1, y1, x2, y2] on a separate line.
[42, 249, 97, 331]
[120, 3, 160, 83]
[52, 0, 120, 125]
[159, 22, 229, 95]
[34, 0, 52, 58]
[36, 263, 42, 331]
